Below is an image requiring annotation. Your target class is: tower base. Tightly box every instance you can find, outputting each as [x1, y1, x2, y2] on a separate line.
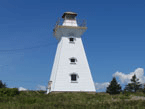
[49, 91, 96, 94]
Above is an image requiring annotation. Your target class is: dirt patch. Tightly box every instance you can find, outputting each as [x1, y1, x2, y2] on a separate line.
[131, 96, 145, 100]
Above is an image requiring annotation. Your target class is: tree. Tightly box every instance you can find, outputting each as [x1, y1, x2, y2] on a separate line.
[124, 74, 142, 92]
[143, 84, 145, 93]
[0, 80, 7, 88]
[106, 77, 122, 94]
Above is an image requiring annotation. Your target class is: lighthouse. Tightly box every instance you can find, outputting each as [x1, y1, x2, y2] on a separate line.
[47, 12, 96, 93]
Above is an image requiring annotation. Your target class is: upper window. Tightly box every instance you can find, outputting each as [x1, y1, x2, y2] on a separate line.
[68, 33, 75, 43]
[69, 37, 76, 43]
[70, 58, 75, 62]
[70, 57, 77, 64]
[69, 38, 74, 42]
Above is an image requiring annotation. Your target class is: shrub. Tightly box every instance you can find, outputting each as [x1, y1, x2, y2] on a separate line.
[123, 90, 131, 96]
[19, 97, 37, 104]
[0, 88, 19, 97]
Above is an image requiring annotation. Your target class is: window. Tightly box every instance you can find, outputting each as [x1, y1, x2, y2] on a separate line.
[70, 58, 75, 62]
[66, 15, 75, 20]
[69, 38, 74, 42]
[70, 57, 77, 64]
[69, 37, 75, 43]
[70, 73, 79, 83]
[71, 74, 77, 81]
[68, 33, 75, 43]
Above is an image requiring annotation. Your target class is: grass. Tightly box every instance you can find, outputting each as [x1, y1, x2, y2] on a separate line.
[0, 91, 145, 109]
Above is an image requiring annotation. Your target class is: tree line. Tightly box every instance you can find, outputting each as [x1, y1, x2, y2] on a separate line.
[0, 80, 6, 88]
[106, 74, 145, 94]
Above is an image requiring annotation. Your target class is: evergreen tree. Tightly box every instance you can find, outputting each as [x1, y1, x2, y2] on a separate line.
[143, 84, 145, 93]
[106, 77, 122, 94]
[124, 74, 141, 92]
[0, 80, 6, 88]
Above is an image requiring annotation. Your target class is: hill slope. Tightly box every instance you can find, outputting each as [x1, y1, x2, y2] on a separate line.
[0, 91, 145, 109]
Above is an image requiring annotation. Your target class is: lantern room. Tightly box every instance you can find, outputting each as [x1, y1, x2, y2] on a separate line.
[62, 12, 78, 26]
[62, 12, 77, 20]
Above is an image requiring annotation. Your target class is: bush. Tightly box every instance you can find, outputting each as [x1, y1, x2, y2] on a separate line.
[0, 88, 19, 97]
[123, 90, 131, 96]
[143, 89, 145, 94]
[19, 97, 37, 104]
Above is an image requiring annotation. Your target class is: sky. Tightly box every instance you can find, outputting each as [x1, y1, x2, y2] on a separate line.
[0, 0, 145, 91]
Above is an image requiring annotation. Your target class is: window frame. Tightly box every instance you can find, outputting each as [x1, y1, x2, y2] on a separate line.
[70, 73, 79, 83]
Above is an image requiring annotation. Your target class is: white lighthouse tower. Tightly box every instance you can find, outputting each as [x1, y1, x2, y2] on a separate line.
[47, 12, 96, 93]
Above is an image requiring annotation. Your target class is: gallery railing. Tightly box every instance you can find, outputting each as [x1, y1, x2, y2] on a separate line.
[54, 18, 87, 29]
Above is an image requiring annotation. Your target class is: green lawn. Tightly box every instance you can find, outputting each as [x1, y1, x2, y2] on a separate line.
[0, 91, 145, 109]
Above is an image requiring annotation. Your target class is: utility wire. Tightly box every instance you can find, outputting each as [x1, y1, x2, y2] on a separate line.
[0, 42, 57, 53]
[2, 79, 47, 83]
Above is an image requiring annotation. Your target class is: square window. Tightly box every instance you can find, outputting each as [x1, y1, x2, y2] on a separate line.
[69, 38, 74, 42]
[71, 74, 76, 81]
[71, 59, 75, 62]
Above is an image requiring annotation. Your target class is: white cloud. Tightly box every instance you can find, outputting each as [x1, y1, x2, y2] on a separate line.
[18, 87, 27, 91]
[36, 85, 46, 91]
[113, 68, 145, 84]
[95, 68, 145, 92]
[95, 82, 110, 90]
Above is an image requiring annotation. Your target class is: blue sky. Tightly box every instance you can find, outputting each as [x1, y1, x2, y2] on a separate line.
[0, 0, 145, 91]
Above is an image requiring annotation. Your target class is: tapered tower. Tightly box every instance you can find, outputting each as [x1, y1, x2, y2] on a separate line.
[47, 12, 96, 93]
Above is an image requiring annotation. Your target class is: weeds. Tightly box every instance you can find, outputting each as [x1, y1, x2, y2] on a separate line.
[0, 90, 145, 109]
